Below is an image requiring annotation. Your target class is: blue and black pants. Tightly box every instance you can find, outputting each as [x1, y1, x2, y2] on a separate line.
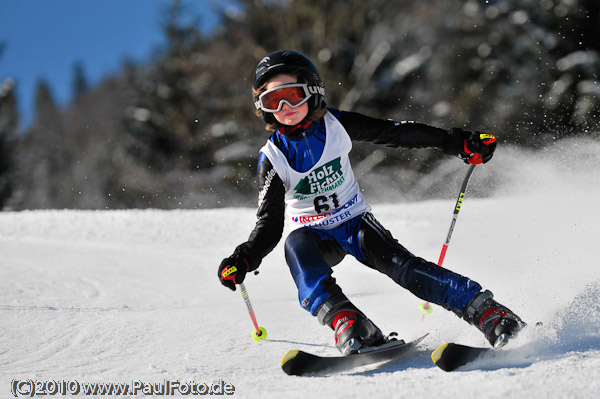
[284, 212, 482, 318]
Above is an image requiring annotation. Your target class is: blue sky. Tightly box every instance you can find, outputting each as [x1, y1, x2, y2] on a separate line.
[0, 0, 227, 129]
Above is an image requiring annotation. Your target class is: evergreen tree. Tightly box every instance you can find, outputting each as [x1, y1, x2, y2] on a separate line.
[0, 77, 18, 209]
[72, 61, 89, 99]
[124, 0, 203, 172]
[20, 80, 68, 208]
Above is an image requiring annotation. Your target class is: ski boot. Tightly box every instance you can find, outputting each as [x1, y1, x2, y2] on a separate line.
[462, 290, 526, 348]
[317, 293, 387, 355]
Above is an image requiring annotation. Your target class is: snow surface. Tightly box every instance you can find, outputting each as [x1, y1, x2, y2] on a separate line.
[2, 138, 600, 398]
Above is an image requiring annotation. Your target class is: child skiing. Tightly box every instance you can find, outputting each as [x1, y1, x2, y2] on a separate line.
[218, 50, 525, 355]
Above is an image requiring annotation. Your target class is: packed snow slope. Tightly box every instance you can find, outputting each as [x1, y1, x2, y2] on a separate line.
[1, 138, 600, 398]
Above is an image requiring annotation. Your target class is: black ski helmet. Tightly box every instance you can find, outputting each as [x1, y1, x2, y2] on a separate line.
[253, 50, 326, 125]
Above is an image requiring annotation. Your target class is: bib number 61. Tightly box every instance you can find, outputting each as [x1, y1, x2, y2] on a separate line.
[313, 193, 339, 214]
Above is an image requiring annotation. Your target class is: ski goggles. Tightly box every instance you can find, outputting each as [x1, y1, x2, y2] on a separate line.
[255, 83, 320, 113]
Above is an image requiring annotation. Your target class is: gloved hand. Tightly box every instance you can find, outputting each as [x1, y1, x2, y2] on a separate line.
[459, 130, 497, 165]
[218, 252, 251, 291]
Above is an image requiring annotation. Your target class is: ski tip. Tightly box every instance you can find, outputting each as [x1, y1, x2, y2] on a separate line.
[281, 350, 299, 367]
[281, 350, 318, 376]
[431, 343, 448, 364]
[431, 342, 491, 372]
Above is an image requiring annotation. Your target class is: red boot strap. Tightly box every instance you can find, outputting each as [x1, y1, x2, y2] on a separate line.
[478, 308, 506, 330]
[332, 311, 357, 343]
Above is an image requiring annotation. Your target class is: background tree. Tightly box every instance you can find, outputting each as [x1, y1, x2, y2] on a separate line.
[16, 80, 69, 208]
[0, 77, 18, 209]
[72, 61, 89, 99]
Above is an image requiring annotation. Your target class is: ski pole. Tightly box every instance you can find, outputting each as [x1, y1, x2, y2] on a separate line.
[420, 163, 477, 319]
[221, 265, 267, 341]
[239, 282, 267, 341]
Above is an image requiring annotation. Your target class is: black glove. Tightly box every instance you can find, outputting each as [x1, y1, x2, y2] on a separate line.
[452, 128, 497, 165]
[218, 255, 249, 291]
[218, 244, 261, 291]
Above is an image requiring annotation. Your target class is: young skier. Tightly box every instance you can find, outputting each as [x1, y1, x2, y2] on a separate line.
[218, 50, 525, 355]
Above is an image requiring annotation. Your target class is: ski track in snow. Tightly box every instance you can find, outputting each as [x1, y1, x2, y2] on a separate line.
[1, 139, 600, 398]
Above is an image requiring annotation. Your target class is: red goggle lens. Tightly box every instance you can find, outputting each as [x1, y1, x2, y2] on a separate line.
[257, 84, 310, 113]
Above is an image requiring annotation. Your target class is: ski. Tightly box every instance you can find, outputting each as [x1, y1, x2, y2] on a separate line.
[281, 334, 428, 376]
[431, 343, 492, 371]
[432, 322, 542, 371]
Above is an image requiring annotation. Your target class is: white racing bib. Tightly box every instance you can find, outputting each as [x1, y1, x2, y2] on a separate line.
[260, 111, 371, 230]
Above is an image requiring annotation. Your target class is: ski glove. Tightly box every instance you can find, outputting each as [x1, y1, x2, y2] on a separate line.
[218, 255, 249, 291]
[454, 128, 497, 165]
[218, 244, 260, 291]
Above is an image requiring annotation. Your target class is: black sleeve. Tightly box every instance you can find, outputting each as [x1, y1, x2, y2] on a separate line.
[232, 155, 285, 271]
[336, 110, 465, 156]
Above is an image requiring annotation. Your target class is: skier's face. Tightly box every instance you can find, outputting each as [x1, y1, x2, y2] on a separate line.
[265, 74, 309, 127]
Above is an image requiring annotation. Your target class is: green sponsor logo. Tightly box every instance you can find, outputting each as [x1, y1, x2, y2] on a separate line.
[294, 157, 344, 199]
